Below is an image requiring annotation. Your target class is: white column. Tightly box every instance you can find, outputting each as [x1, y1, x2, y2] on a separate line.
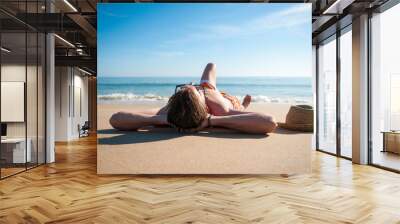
[46, 33, 55, 163]
[45, 0, 56, 163]
[352, 14, 369, 164]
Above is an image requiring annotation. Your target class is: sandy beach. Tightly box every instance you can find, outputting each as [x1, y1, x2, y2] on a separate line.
[97, 102, 312, 174]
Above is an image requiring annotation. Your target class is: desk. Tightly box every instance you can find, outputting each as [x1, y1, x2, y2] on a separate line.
[1, 138, 31, 163]
[382, 131, 400, 154]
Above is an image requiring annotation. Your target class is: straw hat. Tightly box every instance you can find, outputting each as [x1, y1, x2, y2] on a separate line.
[277, 105, 314, 132]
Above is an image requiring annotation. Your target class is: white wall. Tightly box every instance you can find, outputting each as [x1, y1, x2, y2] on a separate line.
[1, 64, 42, 137]
[72, 73, 89, 138]
[55, 67, 89, 141]
[55, 67, 69, 141]
[1, 64, 26, 81]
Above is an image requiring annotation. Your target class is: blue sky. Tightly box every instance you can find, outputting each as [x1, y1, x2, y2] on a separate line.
[98, 3, 311, 77]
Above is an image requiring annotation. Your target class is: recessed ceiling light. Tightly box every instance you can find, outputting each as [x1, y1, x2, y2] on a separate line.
[323, 0, 355, 15]
[54, 34, 75, 48]
[63, 0, 78, 12]
[78, 67, 93, 76]
[1, 47, 11, 53]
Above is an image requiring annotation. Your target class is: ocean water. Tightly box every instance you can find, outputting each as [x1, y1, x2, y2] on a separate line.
[98, 76, 312, 104]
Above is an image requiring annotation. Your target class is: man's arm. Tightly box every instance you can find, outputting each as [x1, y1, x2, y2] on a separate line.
[110, 112, 168, 131]
[210, 113, 276, 134]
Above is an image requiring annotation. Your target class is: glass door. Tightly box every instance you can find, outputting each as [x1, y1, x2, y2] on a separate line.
[0, 1, 46, 179]
[317, 35, 337, 154]
[339, 27, 352, 158]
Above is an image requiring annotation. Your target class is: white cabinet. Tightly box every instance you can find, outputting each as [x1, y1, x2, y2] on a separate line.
[1, 138, 32, 163]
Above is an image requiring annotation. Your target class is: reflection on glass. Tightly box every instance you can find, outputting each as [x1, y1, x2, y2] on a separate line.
[38, 33, 46, 165]
[390, 74, 400, 130]
[340, 30, 352, 158]
[1, 31, 27, 177]
[0, 1, 47, 179]
[371, 3, 400, 171]
[318, 37, 337, 154]
[27, 31, 38, 169]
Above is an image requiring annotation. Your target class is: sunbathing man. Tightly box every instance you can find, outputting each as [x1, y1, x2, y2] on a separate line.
[110, 63, 277, 134]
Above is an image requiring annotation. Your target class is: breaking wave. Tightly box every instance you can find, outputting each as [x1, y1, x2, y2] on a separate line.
[98, 93, 312, 104]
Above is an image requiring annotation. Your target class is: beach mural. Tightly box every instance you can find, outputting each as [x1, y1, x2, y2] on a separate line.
[97, 3, 313, 174]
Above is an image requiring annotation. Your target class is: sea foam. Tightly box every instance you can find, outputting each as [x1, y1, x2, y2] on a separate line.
[98, 93, 311, 104]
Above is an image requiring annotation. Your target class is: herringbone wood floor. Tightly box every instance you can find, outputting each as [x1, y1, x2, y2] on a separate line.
[1, 135, 400, 224]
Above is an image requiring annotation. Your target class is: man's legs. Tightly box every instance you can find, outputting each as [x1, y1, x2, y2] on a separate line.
[200, 62, 252, 109]
[200, 63, 217, 88]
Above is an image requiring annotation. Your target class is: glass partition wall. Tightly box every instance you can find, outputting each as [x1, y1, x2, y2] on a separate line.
[0, 30, 27, 177]
[316, 26, 352, 159]
[317, 35, 337, 155]
[370, 3, 400, 171]
[339, 27, 352, 159]
[316, 0, 400, 171]
[0, 2, 46, 179]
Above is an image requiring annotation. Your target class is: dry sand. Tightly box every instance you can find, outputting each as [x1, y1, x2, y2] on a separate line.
[97, 102, 312, 174]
